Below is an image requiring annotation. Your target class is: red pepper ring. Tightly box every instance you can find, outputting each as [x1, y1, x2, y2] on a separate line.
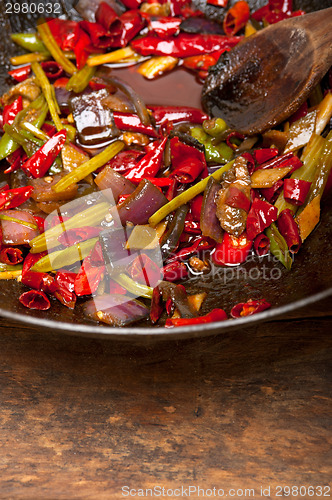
[129, 254, 161, 288]
[165, 308, 227, 327]
[223, 0, 250, 36]
[253, 233, 270, 256]
[283, 178, 311, 206]
[276, 208, 302, 253]
[19, 290, 51, 310]
[230, 298, 271, 318]
[95, 1, 122, 32]
[162, 261, 188, 282]
[41, 61, 64, 79]
[0, 247, 23, 265]
[212, 232, 253, 266]
[226, 131, 245, 150]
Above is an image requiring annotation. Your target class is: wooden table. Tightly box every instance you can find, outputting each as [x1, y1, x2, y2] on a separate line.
[0, 296, 331, 500]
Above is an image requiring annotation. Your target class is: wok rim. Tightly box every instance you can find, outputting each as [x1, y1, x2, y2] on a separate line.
[1, 285, 331, 340]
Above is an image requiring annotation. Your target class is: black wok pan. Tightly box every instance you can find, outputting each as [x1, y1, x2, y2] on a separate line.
[0, 0, 331, 340]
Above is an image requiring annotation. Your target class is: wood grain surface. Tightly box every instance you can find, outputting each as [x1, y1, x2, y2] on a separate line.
[0, 297, 331, 500]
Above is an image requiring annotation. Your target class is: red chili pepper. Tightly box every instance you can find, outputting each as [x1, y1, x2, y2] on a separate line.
[169, 137, 206, 183]
[74, 27, 92, 69]
[246, 198, 278, 240]
[167, 236, 215, 264]
[276, 208, 302, 253]
[120, 0, 144, 9]
[74, 254, 105, 296]
[111, 11, 145, 48]
[226, 130, 245, 150]
[289, 100, 308, 124]
[184, 214, 201, 234]
[131, 33, 241, 58]
[53, 77, 69, 88]
[0, 247, 23, 265]
[147, 16, 182, 38]
[8, 65, 31, 82]
[3, 96, 23, 126]
[224, 185, 251, 212]
[207, 0, 228, 6]
[241, 152, 255, 175]
[19, 290, 51, 310]
[113, 112, 158, 137]
[33, 215, 46, 233]
[149, 105, 208, 126]
[0, 186, 34, 210]
[269, 0, 292, 15]
[165, 308, 227, 327]
[21, 252, 57, 294]
[251, 4, 271, 22]
[212, 232, 252, 266]
[41, 61, 64, 79]
[41, 123, 57, 137]
[230, 298, 271, 318]
[260, 179, 284, 203]
[58, 226, 102, 247]
[150, 285, 164, 324]
[4, 148, 26, 174]
[183, 54, 217, 72]
[190, 195, 203, 222]
[145, 177, 173, 188]
[21, 129, 67, 178]
[47, 18, 80, 51]
[125, 136, 167, 183]
[283, 178, 311, 206]
[54, 271, 77, 309]
[95, 2, 121, 32]
[162, 261, 188, 282]
[256, 152, 302, 174]
[129, 253, 161, 287]
[253, 233, 270, 256]
[80, 20, 113, 49]
[253, 148, 279, 165]
[223, 1, 250, 36]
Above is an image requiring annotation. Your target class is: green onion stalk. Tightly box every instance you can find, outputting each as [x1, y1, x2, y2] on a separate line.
[37, 19, 77, 75]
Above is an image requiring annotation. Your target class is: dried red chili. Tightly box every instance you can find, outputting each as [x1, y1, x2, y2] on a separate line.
[19, 290, 51, 310]
[230, 298, 271, 318]
[212, 232, 252, 266]
[162, 261, 188, 282]
[125, 136, 167, 182]
[149, 105, 208, 126]
[246, 198, 278, 240]
[8, 65, 31, 82]
[0, 247, 23, 265]
[21, 129, 67, 178]
[165, 308, 227, 327]
[41, 61, 64, 79]
[129, 254, 161, 287]
[0, 186, 34, 210]
[3, 96, 23, 126]
[283, 178, 311, 206]
[276, 208, 302, 253]
[223, 1, 250, 36]
[253, 233, 270, 256]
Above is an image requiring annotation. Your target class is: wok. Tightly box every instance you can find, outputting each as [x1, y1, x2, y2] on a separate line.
[0, 0, 331, 340]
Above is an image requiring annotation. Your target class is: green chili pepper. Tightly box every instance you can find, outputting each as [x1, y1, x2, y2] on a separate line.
[66, 65, 96, 93]
[266, 223, 292, 270]
[11, 32, 47, 53]
[31, 238, 99, 272]
[113, 274, 153, 299]
[190, 126, 233, 163]
[203, 117, 228, 137]
[3, 124, 39, 157]
[0, 95, 47, 160]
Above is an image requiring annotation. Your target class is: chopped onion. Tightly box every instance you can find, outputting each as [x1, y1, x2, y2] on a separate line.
[84, 293, 149, 326]
[200, 177, 223, 243]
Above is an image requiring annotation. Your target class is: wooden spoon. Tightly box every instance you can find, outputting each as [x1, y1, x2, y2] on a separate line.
[201, 7, 332, 135]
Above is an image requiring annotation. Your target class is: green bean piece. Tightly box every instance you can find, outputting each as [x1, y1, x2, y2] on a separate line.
[0, 95, 47, 161]
[203, 117, 228, 137]
[31, 61, 63, 132]
[37, 19, 77, 75]
[53, 140, 125, 193]
[266, 223, 292, 270]
[149, 160, 234, 226]
[66, 65, 96, 93]
[0, 214, 38, 230]
[113, 274, 153, 299]
[31, 238, 99, 273]
[11, 32, 47, 53]
[30, 202, 111, 253]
